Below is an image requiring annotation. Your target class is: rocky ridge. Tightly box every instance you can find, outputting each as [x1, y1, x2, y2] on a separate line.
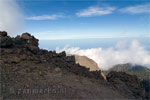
[0, 31, 146, 99]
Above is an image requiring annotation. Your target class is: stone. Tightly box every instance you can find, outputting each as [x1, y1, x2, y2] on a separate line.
[55, 67, 61, 72]
[58, 51, 66, 57]
[0, 36, 13, 48]
[0, 31, 7, 36]
[39, 71, 43, 76]
[65, 56, 75, 62]
[11, 56, 21, 63]
[21, 33, 32, 40]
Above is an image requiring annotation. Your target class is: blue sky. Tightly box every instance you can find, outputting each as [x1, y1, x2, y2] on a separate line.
[0, 0, 150, 68]
[17, 0, 149, 39]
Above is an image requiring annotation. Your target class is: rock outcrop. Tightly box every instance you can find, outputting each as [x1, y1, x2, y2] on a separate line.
[0, 31, 146, 99]
[67, 54, 106, 80]
[67, 54, 99, 71]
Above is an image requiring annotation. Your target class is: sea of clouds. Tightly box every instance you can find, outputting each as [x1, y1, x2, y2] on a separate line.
[56, 40, 150, 70]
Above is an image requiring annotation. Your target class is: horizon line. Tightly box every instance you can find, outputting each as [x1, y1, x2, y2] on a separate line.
[38, 36, 150, 40]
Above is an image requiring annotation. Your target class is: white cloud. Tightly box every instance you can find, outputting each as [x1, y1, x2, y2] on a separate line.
[0, 0, 24, 35]
[120, 4, 150, 14]
[26, 14, 64, 20]
[57, 40, 150, 70]
[76, 6, 116, 17]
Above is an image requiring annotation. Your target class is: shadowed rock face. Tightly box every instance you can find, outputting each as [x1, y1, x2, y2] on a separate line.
[0, 31, 146, 99]
[107, 71, 145, 99]
[109, 63, 150, 99]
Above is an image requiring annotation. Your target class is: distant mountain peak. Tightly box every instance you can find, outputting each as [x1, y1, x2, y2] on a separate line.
[110, 63, 150, 80]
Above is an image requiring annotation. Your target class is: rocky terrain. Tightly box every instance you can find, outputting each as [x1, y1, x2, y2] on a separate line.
[109, 63, 150, 99]
[67, 54, 106, 80]
[109, 63, 150, 80]
[0, 31, 146, 99]
[67, 54, 100, 71]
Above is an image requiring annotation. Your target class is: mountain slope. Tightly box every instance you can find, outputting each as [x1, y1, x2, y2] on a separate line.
[67, 54, 106, 80]
[109, 63, 150, 99]
[67, 54, 99, 71]
[109, 63, 150, 80]
[0, 31, 146, 99]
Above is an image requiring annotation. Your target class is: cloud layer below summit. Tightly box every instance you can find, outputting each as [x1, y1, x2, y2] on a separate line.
[57, 40, 150, 70]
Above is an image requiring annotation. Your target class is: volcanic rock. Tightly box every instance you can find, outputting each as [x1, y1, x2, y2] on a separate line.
[0, 31, 146, 99]
[0, 31, 7, 36]
[106, 71, 145, 99]
[67, 54, 99, 71]
[0, 31, 13, 48]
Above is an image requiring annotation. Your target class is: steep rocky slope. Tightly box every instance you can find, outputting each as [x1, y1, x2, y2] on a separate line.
[107, 71, 145, 99]
[67, 54, 99, 71]
[0, 31, 146, 99]
[109, 63, 150, 99]
[67, 54, 106, 80]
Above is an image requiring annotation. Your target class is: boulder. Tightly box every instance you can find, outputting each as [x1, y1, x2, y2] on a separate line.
[0, 31, 13, 48]
[21, 33, 32, 40]
[58, 51, 66, 57]
[0, 31, 7, 36]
